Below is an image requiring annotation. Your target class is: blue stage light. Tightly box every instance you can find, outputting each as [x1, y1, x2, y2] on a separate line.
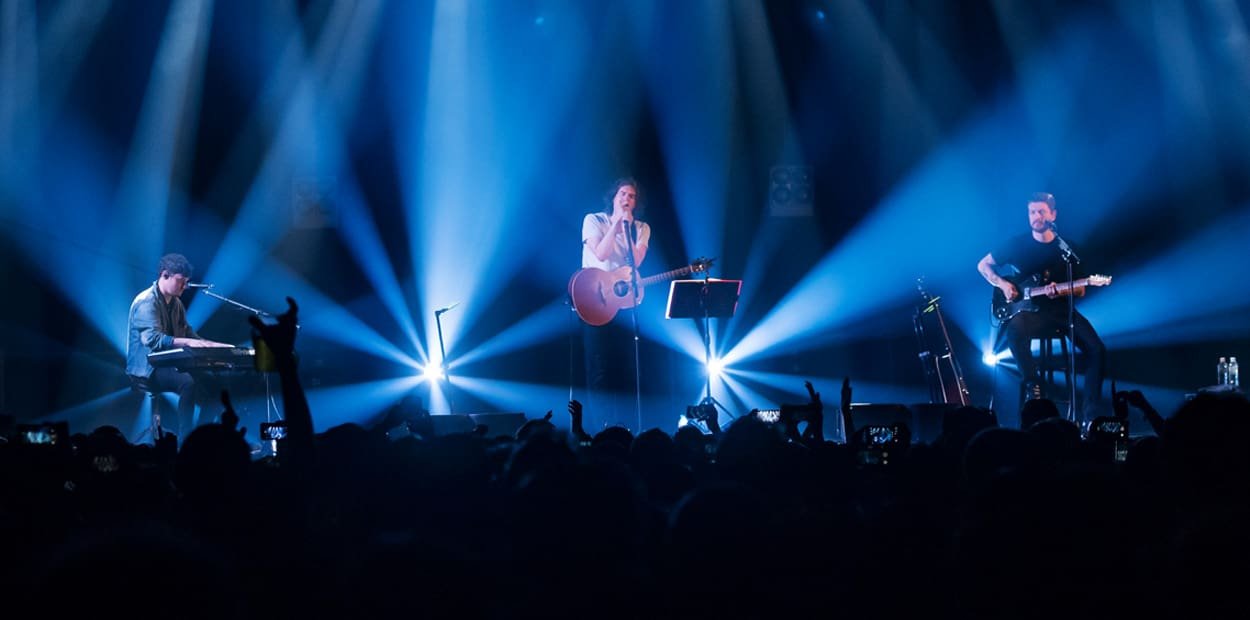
[707, 356, 725, 379]
[423, 363, 444, 381]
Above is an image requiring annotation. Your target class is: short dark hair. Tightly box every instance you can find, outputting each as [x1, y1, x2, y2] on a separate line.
[1029, 192, 1056, 211]
[158, 253, 194, 278]
[602, 177, 643, 215]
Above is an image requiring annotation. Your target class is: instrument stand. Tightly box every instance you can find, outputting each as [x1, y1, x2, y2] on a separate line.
[913, 278, 971, 406]
[623, 223, 643, 432]
[666, 276, 742, 430]
[435, 304, 459, 414]
[1054, 231, 1082, 427]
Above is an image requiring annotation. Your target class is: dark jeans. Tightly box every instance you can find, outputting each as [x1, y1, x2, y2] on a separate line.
[583, 312, 639, 432]
[144, 367, 200, 437]
[1005, 309, 1106, 411]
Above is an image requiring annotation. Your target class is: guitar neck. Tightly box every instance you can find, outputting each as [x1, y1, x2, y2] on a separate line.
[1026, 278, 1089, 297]
[640, 266, 694, 286]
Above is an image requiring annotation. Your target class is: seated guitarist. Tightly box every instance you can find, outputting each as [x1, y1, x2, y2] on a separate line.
[580, 178, 651, 430]
[977, 192, 1107, 417]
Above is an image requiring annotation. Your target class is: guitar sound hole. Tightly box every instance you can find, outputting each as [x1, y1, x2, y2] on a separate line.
[613, 281, 630, 297]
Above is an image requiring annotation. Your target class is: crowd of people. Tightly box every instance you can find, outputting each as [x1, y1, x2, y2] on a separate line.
[2, 297, 1247, 618]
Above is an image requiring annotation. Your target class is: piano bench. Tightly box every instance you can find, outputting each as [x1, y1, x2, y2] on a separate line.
[129, 375, 164, 443]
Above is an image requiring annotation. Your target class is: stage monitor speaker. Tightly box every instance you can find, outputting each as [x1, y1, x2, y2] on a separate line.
[428, 413, 527, 438]
[468, 413, 526, 439]
[429, 414, 475, 436]
[907, 403, 961, 444]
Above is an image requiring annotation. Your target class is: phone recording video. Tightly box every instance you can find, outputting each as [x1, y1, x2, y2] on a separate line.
[754, 409, 782, 424]
[854, 423, 909, 466]
[16, 422, 67, 446]
[866, 425, 895, 445]
[260, 421, 288, 441]
[1088, 416, 1129, 463]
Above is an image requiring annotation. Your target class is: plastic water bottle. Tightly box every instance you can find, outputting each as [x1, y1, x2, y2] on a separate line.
[1230, 357, 1240, 388]
[1218, 357, 1228, 385]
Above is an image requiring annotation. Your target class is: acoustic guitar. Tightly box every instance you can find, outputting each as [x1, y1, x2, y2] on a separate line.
[569, 258, 714, 326]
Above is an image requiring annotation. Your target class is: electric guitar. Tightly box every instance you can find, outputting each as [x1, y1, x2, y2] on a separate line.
[569, 258, 715, 326]
[991, 273, 1112, 325]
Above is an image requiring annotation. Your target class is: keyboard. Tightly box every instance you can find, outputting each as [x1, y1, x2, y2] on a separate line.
[148, 346, 255, 371]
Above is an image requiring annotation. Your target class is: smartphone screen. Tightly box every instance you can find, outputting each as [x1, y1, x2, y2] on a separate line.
[17, 424, 60, 445]
[867, 426, 895, 445]
[22, 429, 53, 444]
[756, 409, 781, 424]
[260, 422, 288, 441]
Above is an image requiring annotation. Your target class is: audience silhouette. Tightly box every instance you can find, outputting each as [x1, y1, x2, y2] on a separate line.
[1, 296, 1245, 618]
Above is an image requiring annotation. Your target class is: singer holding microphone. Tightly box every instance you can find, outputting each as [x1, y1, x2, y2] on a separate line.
[580, 178, 650, 430]
[977, 192, 1107, 418]
[126, 253, 233, 437]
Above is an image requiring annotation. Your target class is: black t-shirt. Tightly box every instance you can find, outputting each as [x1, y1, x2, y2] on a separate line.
[992, 233, 1085, 314]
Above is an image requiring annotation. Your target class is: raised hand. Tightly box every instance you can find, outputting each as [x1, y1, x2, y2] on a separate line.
[1124, 390, 1151, 410]
[220, 390, 246, 437]
[1112, 379, 1128, 419]
[567, 400, 591, 444]
[802, 380, 825, 443]
[841, 377, 852, 413]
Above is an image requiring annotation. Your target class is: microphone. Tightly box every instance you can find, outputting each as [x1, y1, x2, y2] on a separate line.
[435, 301, 461, 315]
[187, 282, 214, 289]
[1047, 221, 1058, 231]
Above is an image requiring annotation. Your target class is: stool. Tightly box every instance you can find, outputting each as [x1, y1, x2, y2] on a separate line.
[129, 375, 164, 444]
[1019, 329, 1074, 409]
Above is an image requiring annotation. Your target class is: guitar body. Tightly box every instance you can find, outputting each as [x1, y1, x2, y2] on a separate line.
[990, 272, 1113, 326]
[568, 266, 646, 326]
[569, 258, 715, 326]
[991, 274, 1043, 324]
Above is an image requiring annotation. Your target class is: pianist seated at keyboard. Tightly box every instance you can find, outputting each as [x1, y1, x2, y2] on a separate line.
[126, 253, 233, 438]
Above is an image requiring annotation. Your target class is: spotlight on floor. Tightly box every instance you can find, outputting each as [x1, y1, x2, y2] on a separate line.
[707, 357, 725, 379]
[423, 363, 445, 381]
[982, 350, 1011, 367]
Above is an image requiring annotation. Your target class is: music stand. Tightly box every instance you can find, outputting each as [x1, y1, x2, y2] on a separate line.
[667, 278, 742, 425]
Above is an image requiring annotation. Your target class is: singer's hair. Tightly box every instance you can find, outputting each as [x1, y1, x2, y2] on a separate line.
[601, 177, 644, 217]
[1028, 192, 1056, 211]
[157, 253, 194, 278]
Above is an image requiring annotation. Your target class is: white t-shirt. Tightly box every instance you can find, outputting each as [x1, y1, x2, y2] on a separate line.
[581, 212, 651, 270]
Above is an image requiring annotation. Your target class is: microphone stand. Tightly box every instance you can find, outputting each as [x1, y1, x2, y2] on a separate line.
[1052, 228, 1081, 426]
[623, 221, 643, 433]
[197, 288, 280, 430]
[200, 288, 274, 318]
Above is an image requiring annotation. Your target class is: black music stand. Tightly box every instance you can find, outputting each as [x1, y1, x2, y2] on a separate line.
[667, 278, 742, 425]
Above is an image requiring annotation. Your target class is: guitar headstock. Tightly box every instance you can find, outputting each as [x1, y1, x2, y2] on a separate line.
[690, 257, 716, 273]
[916, 276, 932, 301]
[1088, 274, 1112, 286]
